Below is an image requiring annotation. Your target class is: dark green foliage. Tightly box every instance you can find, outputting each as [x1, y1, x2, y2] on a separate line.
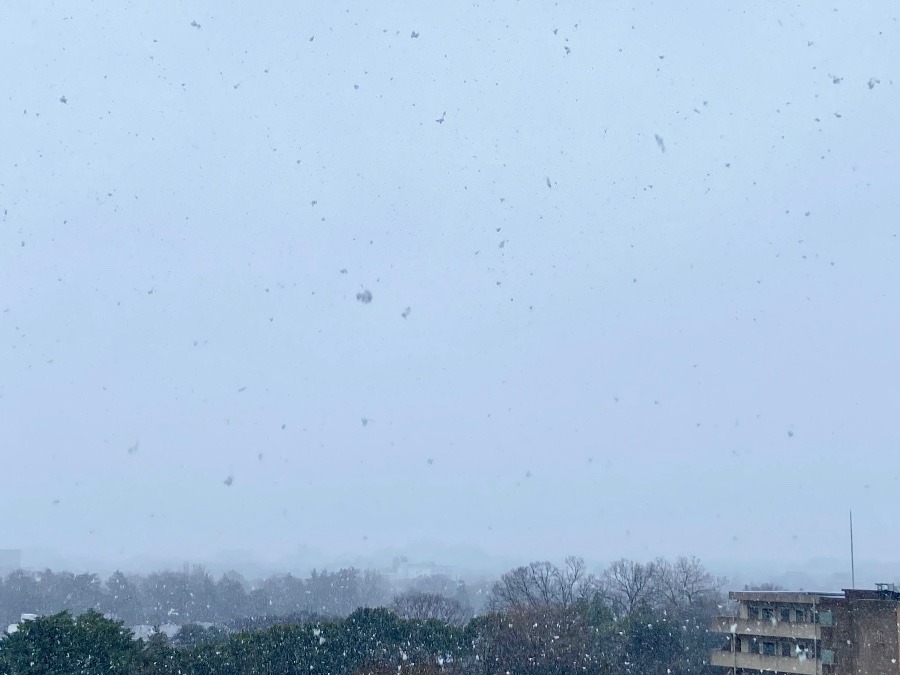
[0, 610, 139, 675]
[134, 632, 188, 675]
[0, 557, 724, 675]
[0, 598, 721, 675]
[181, 607, 467, 675]
[620, 605, 684, 674]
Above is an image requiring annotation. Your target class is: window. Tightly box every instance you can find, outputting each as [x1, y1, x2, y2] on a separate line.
[750, 639, 761, 654]
[748, 605, 759, 620]
[762, 607, 774, 620]
[796, 609, 806, 623]
[780, 608, 791, 622]
[782, 642, 792, 657]
[763, 642, 776, 656]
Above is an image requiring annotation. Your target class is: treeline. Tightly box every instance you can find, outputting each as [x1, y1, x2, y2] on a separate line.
[0, 555, 728, 675]
[0, 566, 476, 627]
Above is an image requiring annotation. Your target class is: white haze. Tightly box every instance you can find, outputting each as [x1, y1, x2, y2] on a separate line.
[1, 2, 899, 580]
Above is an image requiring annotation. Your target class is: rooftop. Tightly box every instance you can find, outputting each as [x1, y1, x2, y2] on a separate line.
[730, 591, 843, 603]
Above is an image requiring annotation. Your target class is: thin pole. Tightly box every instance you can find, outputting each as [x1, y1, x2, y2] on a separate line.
[813, 595, 818, 675]
[850, 509, 856, 589]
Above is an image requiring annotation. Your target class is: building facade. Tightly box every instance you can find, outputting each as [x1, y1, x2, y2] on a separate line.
[0, 549, 22, 576]
[711, 587, 900, 675]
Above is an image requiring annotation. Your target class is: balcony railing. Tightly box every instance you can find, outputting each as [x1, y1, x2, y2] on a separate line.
[710, 649, 818, 675]
[711, 616, 820, 640]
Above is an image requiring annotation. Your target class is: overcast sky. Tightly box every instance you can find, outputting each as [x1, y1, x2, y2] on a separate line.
[1, 1, 899, 577]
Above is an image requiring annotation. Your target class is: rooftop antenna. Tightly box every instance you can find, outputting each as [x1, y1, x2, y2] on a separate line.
[850, 509, 856, 589]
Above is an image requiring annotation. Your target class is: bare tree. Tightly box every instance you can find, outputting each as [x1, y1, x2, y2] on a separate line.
[557, 556, 598, 606]
[529, 561, 559, 605]
[601, 558, 658, 615]
[655, 556, 724, 609]
[390, 591, 469, 626]
[653, 557, 727, 675]
[488, 557, 597, 611]
[405, 574, 458, 597]
[489, 563, 547, 611]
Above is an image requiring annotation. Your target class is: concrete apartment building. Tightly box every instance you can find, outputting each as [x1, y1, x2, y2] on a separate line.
[710, 585, 900, 675]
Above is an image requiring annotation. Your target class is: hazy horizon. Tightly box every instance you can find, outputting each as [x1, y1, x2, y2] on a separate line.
[4, 543, 889, 594]
[2, 2, 899, 578]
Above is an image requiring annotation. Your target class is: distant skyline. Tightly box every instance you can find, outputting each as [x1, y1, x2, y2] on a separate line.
[2, 2, 899, 573]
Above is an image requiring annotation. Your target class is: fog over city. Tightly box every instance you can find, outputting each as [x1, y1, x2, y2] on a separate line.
[2, 1, 899, 586]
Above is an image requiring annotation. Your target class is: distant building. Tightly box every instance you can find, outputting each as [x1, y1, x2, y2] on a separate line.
[385, 557, 454, 585]
[4, 613, 38, 638]
[710, 585, 900, 675]
[130, 624, 180, 641]
[0, 549, 22, 576]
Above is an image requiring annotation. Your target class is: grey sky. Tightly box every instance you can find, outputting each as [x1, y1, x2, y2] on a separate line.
[1, 1, 899, 575]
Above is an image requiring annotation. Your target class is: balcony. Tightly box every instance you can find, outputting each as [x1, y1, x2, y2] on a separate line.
[710, 649, 818, 675]
[711, 616, 819, 640]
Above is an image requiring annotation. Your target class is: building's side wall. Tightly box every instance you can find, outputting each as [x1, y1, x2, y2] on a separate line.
[824, 598, 900, 675]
